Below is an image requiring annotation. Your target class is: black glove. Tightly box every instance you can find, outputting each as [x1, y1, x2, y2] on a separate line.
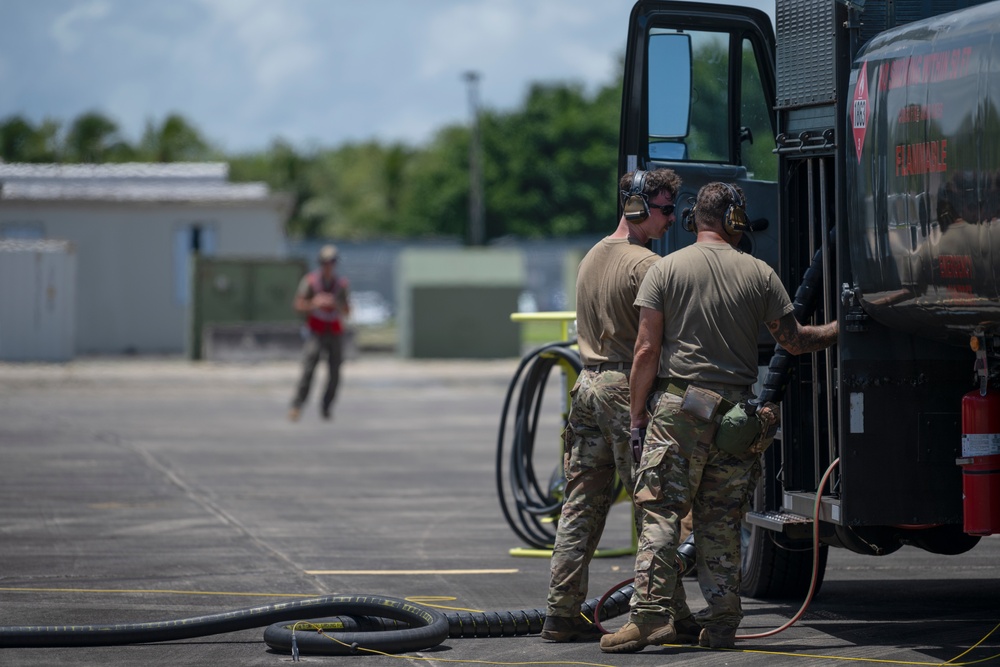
[630, 427, 646, 464]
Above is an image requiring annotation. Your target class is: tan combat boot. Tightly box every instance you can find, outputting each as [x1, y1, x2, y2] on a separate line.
[599, 619, 676, 653]
[539, 615, 603, 642]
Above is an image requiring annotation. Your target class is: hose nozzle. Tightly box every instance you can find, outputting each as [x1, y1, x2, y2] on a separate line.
[675, 533, 697, 575]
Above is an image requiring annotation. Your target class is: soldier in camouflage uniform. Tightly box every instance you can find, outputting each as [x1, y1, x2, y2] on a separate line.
[541, 169, 682, 643]
[600, 182, 838, 654]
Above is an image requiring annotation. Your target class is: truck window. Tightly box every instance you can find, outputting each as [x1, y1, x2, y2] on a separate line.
[740, 36, 777, 181]
[647, 28, 776, 181]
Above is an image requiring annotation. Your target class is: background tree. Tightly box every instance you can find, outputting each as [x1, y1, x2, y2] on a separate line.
[0, 115, 60, 162]
[302, 141, 416, 240]
[229, 139, 318, 236]
[138, 113, 213, 162]
[63, 111, 134, 163]
[396, 125, 474, 240]
[485, 80, 619, 239]
[392, 78, 621, 243]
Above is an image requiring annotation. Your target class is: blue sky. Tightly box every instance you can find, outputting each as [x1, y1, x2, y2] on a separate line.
[1, 0, 774, 154]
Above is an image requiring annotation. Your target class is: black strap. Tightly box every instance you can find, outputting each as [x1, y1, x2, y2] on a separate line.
[584, 361, 633, 372]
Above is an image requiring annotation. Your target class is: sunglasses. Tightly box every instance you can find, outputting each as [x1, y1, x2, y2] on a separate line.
[648, 202, 675, 216]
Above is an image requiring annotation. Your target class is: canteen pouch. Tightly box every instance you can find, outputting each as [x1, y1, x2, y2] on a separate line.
[715, 401, 764, 456]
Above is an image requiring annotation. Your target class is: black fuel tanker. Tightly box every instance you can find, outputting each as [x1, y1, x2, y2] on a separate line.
[619, 0, 1000, 598]
[849, 3, 1000, 347]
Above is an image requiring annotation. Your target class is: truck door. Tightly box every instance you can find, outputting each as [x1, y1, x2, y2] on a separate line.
[620, 1, 777, 265]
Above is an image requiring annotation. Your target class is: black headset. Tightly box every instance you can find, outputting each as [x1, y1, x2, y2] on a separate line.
[621, 170, 650, 221]
[721, 182, 750, 235]
[682, 183, 750, 235]
[681, 198, 697, 232]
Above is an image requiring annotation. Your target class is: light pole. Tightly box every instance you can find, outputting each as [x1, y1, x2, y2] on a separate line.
[463, 71, 485, 246]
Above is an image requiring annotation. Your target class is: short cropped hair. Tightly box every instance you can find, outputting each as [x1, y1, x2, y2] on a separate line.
[619, 168, 682, 203]
[694, 182, 745, 229]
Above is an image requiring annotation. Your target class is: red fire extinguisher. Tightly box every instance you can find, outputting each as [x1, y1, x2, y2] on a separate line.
[958, 387, 1000, 535]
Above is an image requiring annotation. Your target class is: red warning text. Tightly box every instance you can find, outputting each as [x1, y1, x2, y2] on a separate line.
[878, 47, 973, 91]
[896, 140, 948, 176]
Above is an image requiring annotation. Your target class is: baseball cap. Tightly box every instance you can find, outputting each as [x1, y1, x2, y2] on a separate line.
[318, 245, 339, 263]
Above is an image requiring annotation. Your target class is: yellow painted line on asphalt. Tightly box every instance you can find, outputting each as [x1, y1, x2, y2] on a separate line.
[304, 569, 520, 575]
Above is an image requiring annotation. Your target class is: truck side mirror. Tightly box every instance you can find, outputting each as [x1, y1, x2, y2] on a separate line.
[648, 32, 692, 149]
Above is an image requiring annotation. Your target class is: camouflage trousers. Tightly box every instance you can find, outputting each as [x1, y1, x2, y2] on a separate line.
[546, 368, 638, 618]
[629, 382, 761, 631]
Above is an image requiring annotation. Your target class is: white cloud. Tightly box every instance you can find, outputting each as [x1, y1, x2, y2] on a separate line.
[416, 0, 632, 108]
[418, 2, 522, 80]
[5, 0, 775, 152]
[193, 0, 323, 89]
[51, 0, 111, 53]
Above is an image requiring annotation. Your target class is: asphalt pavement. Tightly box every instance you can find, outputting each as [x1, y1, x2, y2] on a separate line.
[0, 354, 998, 666]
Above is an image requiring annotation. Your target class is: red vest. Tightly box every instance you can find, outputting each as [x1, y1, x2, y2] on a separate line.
[306, 271, 347, 335]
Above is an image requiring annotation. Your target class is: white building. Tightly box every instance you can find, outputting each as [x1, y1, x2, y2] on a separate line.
[0, 163, 292, 356]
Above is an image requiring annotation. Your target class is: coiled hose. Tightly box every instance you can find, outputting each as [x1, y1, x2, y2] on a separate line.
[265, 584, 633, 655]
[0, 587, 635, 656]
[495, 340, 583, 549]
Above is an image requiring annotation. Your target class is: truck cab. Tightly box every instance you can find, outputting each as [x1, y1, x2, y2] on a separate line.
[621, 0, 1000, 597]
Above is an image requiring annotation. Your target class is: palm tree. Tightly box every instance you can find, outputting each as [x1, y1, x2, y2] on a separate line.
[0, 115, 59, 162]
[64, 111, 133, 163]
[140, 113, 212, 162]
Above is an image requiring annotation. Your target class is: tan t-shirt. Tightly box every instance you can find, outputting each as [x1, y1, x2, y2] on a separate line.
[576, 237, 658, 366]
[635, 241, 794, 385]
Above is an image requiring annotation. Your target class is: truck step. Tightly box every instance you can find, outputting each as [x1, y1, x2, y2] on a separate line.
[746, 510, 813, 532]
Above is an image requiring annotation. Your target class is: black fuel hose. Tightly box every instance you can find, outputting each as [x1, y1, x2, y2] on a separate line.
[495, 340, 583, 549]
[0, 594, 444, 650]
[263, 583, 634, 655]
[0, 586, 634, 656]
[759, 227, 836, 404]
[261, 595, 450, 656]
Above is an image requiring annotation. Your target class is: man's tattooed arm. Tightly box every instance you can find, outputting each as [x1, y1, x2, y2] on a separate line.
[766, 313, 839, 355]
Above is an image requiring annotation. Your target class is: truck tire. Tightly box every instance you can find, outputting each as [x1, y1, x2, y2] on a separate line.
[740, 452, 828, 599]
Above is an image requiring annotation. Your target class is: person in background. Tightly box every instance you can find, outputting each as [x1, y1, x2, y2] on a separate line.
[599, 182, 838, 654]
[541, 168, 687, 642]
[288, 244, 351, 422]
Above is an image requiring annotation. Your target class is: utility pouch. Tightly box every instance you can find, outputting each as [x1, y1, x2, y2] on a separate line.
[679, 385, 723, 422]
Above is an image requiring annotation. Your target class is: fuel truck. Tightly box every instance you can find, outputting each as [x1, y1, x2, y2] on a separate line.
[618, 0, 1000, 598]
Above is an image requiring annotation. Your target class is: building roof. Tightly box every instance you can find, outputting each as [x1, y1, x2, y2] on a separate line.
[0, 162, 284, 206]
[0, 162, 229, 183]
[0, 181, 272, 202]
[0, 239, 74, 254]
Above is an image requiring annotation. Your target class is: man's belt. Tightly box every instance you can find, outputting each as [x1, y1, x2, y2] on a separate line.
[654, 377, 737, 414]
[584, 361, 633, 372]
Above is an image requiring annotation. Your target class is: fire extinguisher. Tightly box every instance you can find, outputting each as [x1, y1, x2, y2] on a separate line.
[957, 340, 1000, 535]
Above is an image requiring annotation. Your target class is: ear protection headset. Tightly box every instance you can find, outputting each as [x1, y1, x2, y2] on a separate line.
[681, 200, 697, 232]
[683, 183, 751, 235]
[720, 182, 750, 235]
[621, 170, 650, 221]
